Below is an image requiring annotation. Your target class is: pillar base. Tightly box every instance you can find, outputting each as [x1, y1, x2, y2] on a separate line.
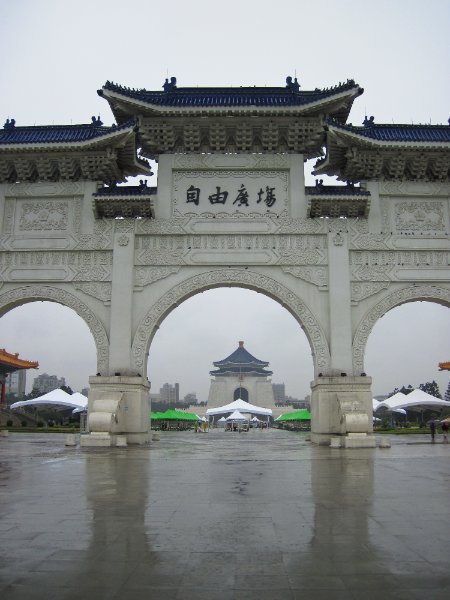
[311, 376, 373, 444]
[84, 376, 150, 446]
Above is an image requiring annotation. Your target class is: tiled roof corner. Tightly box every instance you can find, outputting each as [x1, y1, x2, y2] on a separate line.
[327, 119, 450, 143]
[0, 119, 136, 146]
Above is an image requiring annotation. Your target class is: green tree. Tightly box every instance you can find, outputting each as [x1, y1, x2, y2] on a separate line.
[444, 382, 450, 402]
[419, 380, 441, 399]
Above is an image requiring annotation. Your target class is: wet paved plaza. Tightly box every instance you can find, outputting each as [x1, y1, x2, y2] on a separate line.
[0, 429, 449, 600]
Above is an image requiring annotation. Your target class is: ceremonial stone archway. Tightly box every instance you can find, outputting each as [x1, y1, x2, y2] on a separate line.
[1, 75, 449, 447]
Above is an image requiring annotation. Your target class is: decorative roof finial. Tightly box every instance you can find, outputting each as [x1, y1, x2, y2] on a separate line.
[4, 118, 16, 130]
[91, 116, 103, 127]
[286, 76, 300, 91]
[163, 76, 177, 92]
[363, 115, 375, 127]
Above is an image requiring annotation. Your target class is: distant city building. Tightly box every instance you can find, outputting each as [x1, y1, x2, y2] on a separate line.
[32, 373, 66, 395]
[159, 382, 179, 404]
[5, 370, 27, 397]
[81, 387, 89, 397]
[272, 383, 286, 405]
[0, 349, 38, 404]
[208, 341, 276, 410]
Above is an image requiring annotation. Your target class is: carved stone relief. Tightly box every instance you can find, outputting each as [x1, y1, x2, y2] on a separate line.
[352, 284, 450, 374]
[350, 233, 392, 250]
[19, 200, 69, 231]
[134, 234, 327, 266]
[173, 154, 290, 169]
[131, 268, 330, 374]
[282, 266, 328, 288]
[0, 284, 109, 373]
[6, 182, 85, 197]
[351, 282, 390, 303]
[75, 220, 114, 250]
[0, 251, 113, 282]
[2, 197, 82, 239]
[134, 266, 181, 288]
[379, 181, 450, 197]
[350, 250, 449, 281]
[381, 198, 448, 234]
[73, 282, 112, 303]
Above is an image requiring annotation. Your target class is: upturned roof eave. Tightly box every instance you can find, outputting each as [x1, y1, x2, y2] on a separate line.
[101, 87, 361, 122]
[326, 124, 450, 149]
[0, 124, 137, 153]
[0, 349, 39, 370]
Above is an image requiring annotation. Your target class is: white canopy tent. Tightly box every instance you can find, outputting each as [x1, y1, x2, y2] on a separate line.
[11, 389, 88, 412]
[226, 410, 248, 421]
[373, 395, 407, 415]
[206, 399, 272, 417]
[375, 389, 449, 412]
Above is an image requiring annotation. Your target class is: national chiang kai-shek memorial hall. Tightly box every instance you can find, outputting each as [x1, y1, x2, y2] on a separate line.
[0, 75, 449, 447]
[208, 341, 276, 412]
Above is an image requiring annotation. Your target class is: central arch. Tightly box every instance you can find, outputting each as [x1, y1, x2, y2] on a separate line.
[0, 285, 110, 374]
[131, 268, 330, 376]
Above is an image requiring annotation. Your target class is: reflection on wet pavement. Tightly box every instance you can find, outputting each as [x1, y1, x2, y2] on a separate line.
[0, 429, 449, 599]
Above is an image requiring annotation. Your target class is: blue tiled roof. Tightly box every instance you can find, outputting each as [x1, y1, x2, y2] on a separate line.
[305, 184, 370, 197]
[213, 345, 269, 368]
[93, 184, 157, 197]
[101, 79, 362, 109]
[328, 120, 450, 143]
[0, 120, 135, 145]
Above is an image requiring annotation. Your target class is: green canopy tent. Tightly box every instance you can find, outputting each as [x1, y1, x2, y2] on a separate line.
[275, 409, 311, 422]
[150, 409, 200, 428]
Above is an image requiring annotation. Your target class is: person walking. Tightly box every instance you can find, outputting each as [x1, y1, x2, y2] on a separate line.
[442, 420, 449, 442]
[430, 420, 436, 442]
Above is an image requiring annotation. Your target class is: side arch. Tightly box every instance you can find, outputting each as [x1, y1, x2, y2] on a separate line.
[0, 285, 109, 374]
[353, 284, 450, 374]
[131, 268, 330, 376]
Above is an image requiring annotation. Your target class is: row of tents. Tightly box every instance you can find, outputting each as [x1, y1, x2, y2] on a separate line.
[9, 387, 448, 427]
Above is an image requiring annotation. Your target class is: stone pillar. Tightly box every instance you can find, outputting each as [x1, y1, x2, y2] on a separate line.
[108, 224, 135, 376]
[310, 376, 375, 446]
[327, 229, 353, 375]
[81, 375, 150, 447]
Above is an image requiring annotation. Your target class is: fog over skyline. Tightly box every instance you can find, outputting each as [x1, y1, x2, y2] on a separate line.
[0, 0, 449, 401]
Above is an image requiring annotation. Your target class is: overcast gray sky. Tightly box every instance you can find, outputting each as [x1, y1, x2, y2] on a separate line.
[0, 0, 449, 400]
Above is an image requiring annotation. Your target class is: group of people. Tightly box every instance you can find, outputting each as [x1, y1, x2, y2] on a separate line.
[430, 419, 449, 441]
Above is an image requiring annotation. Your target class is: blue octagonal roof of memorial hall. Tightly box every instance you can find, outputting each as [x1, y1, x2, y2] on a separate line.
[210, 341, 273, 377]
[0, 118, 136, 147]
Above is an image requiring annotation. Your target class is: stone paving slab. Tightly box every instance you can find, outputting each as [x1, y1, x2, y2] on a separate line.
[0, 429, 449, 599]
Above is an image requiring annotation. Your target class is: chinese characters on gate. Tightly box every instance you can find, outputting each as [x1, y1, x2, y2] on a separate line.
[186, 184, 277, 208]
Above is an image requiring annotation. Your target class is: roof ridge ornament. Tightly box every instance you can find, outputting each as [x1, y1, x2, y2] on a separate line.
[363, 115, 375, 127]
[91, 116, 103, 127]
[4, 118, 16, 130]
[285, 75, 300, 91]
[163, 76, 177, 92]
